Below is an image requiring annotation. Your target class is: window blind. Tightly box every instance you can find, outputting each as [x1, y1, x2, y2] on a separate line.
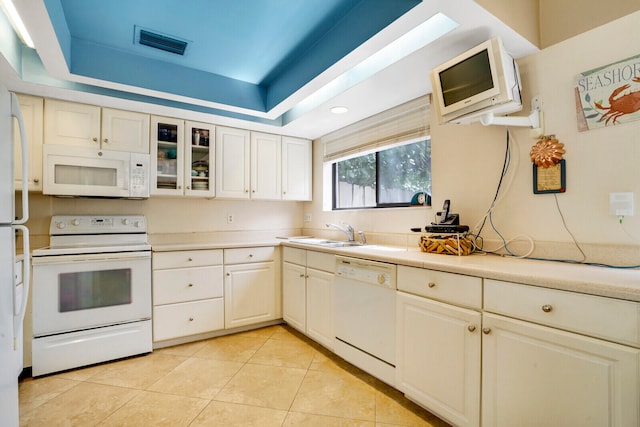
[321, 95, 430, 162]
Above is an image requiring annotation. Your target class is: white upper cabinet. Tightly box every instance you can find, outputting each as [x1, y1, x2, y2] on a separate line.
[44, 99, 150, 153]
[184, 121, 215, 198]
[215, 126, 251, 199]
[250, 132, 281, 200]
[150, 116, 185, 196]
[101, 108, 150, 153]
[14, 94, 44, 192]
[282, 136, 311, 201]
[216, 127, 311, 201]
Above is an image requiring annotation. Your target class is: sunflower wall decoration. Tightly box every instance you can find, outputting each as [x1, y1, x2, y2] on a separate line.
[530, 135, 566, 194]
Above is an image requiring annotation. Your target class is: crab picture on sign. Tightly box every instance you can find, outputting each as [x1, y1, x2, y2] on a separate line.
[575, 53, 640, 131]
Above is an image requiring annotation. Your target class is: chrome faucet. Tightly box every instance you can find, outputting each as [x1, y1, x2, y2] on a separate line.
[325, 222, 355, 241]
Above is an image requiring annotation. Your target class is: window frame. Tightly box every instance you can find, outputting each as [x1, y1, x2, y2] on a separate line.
[331, 137, 431, 210]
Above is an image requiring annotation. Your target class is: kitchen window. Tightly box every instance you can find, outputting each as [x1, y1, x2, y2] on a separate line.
[332, 138, 431, 209]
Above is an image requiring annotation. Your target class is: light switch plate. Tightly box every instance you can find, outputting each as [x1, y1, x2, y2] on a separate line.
[609, 192, 634, 216]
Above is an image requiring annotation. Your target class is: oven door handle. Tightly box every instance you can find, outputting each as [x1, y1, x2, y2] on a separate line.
[33, 251, 151, 264]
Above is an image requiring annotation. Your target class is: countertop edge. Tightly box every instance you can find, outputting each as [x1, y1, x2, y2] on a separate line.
[148, 239, 640, 303]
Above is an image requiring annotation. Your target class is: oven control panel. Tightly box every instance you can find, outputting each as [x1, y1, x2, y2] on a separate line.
[50, 215, 147, 235]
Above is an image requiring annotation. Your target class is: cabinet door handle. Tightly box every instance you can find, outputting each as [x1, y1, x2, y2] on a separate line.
[92, 137, 98, 142]
[482, 327, 491, 335]
[103, 138, 109, 143]
[542, 304, 553, 313]
[34, 178, 39, 183]
[428, 282, 436, 288]
[187, 186, 191, 190]
[299, 274, 305, 278]
[226, 272, 230, 276]
[467, 325, 476, 332]
[189, 317, 194, 322]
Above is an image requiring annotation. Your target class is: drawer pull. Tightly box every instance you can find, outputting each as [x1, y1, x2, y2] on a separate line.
[249, 254, 254, 258]
[188, 283, 193, 287]
[299, 274, 305, 278]
[428, 282, 436, 288]
[467, 325, 476, 332]
[189, 317, 194, 322]
[188, 257, 193, 262]
[542, 304, 553, 313]
[482, 327, 491, 335]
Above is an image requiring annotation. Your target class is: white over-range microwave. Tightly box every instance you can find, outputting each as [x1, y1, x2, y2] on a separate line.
[43, 144, 150, 198]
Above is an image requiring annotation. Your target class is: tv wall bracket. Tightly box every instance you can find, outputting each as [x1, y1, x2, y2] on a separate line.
[479, 96, 544, 137]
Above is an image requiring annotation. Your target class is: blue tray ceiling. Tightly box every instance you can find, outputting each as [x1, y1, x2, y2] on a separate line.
[45, 0, 421, 114]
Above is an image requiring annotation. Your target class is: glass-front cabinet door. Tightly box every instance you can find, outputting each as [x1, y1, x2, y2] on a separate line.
[151, 116, 184, 195]
[185, 121, 215, 197]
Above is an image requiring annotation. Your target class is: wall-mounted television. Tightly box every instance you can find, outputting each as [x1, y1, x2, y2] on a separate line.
[430, 37, 522, 124]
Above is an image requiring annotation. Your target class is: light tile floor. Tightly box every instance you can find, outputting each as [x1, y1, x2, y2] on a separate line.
[18, 325, 451, 426]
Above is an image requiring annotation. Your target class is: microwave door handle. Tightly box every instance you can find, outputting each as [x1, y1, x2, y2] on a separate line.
[11, 92, 29, 225]
[13, 225, 30, 350]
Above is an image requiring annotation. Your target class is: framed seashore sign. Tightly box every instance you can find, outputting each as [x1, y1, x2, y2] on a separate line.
[575, 54, 640, 131]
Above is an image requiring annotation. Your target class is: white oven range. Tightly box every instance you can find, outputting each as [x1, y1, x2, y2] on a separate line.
[31, 215, 152, 376]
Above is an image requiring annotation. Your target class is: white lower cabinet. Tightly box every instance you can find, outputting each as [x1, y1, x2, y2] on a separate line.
[152, 250, 224, 342]
[396, 269, 640, 427]
[482, 280, 640, 427]
[305, 268, 334, 348]
[224, 247, 277, 329]
[397, 292, 481, 427]
[396, 266, 482, 427]
[282, 247, 335, 350]
[282, 261, 306, 332]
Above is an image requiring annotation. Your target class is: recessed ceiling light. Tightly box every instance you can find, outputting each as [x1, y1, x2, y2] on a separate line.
[330, 106, 349, 114]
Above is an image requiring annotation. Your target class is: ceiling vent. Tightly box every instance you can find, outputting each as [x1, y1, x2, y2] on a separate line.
[138, 28, 188, 55]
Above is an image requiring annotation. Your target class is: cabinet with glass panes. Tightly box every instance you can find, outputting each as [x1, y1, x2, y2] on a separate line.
[185, 121, 215, 197]
[151, 116, 184, 195]
[151, 117, 215, 197]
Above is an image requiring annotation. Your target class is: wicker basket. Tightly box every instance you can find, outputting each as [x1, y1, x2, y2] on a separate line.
[419, 234, 473, 256]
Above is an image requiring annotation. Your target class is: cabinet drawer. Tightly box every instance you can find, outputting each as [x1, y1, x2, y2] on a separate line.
[484, 279, 640, 347]
[398, 266, 482, 309]
[283, 246, 306, 265]
[153, 249, 223, 269]
[153, 266, 223, 305]
[224, 246, 274, 264]
[306, 250, 335, 273]
[153, 298, 224, 342]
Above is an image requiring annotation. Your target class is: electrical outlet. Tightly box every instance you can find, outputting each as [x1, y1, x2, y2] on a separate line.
[610, 192, 634, 216]
[304, 213, 312, 222]
[226, 213, 234, 224]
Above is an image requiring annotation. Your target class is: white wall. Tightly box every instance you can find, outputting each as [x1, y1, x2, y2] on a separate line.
[26, 193, 303, 243]
[305, 11, 640, 258]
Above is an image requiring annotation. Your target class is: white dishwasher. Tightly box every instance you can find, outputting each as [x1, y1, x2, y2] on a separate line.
[334, 256, 397, 386]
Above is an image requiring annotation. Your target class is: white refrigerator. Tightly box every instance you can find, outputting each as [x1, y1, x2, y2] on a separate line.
[0, 83, 30, 427]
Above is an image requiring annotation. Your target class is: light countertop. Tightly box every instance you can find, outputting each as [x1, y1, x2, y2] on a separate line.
[149, 235, 640, 303]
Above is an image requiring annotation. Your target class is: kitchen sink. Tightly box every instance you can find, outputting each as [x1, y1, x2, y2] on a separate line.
[289, 238, 364, 248]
